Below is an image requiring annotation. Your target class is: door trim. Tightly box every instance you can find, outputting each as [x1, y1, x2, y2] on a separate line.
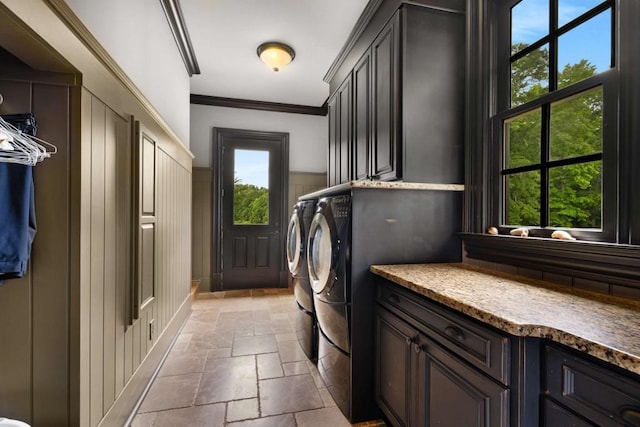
[211, 127, 289, 291]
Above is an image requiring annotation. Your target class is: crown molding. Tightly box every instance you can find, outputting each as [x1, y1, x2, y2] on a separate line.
[159, 0, 200, 76]
[190, 94, 328, 116]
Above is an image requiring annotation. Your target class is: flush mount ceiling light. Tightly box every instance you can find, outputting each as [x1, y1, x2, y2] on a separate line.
[257, 42, 295, 72]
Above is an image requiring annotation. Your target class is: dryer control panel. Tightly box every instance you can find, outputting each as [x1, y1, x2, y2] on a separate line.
[330, 195, 351, 219]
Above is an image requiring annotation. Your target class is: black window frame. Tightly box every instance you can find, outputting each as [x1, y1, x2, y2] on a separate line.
[461, 0, 640, 287]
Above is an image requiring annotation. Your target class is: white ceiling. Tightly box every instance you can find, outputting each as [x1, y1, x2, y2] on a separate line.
[181, 0, 370, 106]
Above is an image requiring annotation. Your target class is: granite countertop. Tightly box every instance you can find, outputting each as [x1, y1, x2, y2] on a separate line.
[299, 181, 464, 200]
[370, 263, 640, 376]
[349, 181, 464, 191]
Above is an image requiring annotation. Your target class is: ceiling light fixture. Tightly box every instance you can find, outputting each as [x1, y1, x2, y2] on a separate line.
[257, 42, 295, 72]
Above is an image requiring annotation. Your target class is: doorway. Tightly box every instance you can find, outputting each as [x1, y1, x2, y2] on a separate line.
[212, 128, 289, 290]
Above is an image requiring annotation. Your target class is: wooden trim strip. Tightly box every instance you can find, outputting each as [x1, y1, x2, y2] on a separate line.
[159, 0, 200, 76]
[42, 0, 194, 158]
[461, 233, 640, 288]
[190, 94, 328, 116]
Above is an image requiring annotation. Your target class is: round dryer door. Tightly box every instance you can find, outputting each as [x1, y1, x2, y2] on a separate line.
[286, 211, 303, 275]
[307, 212, 334, 294]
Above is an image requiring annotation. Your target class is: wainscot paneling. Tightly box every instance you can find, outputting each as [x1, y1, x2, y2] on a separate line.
[81, 90, 193, 427]
[192, 167, 212, 291]
[288, 171, 327, 216]
[0, 62, 78, 426]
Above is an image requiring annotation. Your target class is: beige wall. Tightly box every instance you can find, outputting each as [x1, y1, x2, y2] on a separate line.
[190, 104, 328, 172]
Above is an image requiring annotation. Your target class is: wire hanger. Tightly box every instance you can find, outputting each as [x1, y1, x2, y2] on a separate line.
[0, 101, 57, 166]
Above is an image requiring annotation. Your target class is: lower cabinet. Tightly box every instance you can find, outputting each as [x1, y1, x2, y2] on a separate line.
[375, 278, 640, 427]
[375, 305, 509, 427]
[544, 344, 640, 427]
[416, 333, 509, 426]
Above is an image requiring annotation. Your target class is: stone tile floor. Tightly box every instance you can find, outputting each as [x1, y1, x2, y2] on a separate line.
[130, 288, 386, 427]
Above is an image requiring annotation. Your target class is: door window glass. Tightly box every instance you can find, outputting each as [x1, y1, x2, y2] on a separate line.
[234, 149, 269, 225]
[287, 215, 300, 268]
[309, 219, 332, 284]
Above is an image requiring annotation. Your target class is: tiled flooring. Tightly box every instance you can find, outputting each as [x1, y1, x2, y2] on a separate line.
[130, 289, 386, 427]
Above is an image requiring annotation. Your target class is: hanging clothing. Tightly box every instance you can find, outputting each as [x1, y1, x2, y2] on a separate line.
[0, 162, 36, 281]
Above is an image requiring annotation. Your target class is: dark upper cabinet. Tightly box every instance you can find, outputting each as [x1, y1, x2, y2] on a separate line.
[338, 77, 352, 184]
[353, 52, 371, 181]
[371, 13, 400, 181]
[327, 75, 352, 186]
[327, 97, 338, 186]
[326, 4, 465, 184]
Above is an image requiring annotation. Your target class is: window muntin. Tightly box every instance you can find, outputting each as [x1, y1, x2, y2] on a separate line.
[499, 0, 612, 236]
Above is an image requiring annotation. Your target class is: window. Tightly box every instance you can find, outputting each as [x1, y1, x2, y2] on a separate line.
[461, 0, 640, 284]
[494, 0, 616, 241]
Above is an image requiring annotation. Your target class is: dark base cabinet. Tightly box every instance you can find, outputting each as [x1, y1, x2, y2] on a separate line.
[544, 344, 640, 427]
[542, 398, 596, 427]
[376, 306, 508, 427]
[375, 306, 416, 427]
[375, 277, 640, 427]
[418, 335, 509, 427]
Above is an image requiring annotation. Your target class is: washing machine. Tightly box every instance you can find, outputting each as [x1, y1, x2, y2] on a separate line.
[286, 199, 318, 361]
[307, 194, 351, 414]
[305, 185, 464, 423]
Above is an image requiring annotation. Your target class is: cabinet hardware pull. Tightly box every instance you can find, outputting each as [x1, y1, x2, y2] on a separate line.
[621, 408, 640, 424]
[388, 294, 400, 304]
[444, 325, 465, 341]
[413, 343, 421, 354]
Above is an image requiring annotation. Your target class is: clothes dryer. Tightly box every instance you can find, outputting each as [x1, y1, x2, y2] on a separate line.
[304, 184, 464, 423]
[286, 199, 318, 361]
[307, 194, 352, 413]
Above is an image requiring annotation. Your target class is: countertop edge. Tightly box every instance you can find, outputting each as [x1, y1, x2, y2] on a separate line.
[370, 264, 640, 376]
[299, 181, 464, 200]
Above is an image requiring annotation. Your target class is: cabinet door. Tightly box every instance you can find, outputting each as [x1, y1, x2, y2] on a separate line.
[353, 52, 371, 180]
[337, 76, 352, 184]
[542, 398, 596, 427]
[417, 334, 509, 427]
[327, 96, 338, 187]
[375, 307, 417, 427]
[371, 12, 400, 181]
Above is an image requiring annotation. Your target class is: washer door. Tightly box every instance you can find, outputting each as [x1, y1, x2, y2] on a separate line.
[307, 211, 335, 294]
[286, 209, 303, 275]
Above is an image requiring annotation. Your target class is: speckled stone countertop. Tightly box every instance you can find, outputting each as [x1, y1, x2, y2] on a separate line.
[371, 263, 640, 376]
[299, 181, 463, 200]
[349, 181, 464, 191]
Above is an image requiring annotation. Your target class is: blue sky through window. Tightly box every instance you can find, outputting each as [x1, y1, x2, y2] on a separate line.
[511, 0, 611, 71]
[235, 149, 269, 189]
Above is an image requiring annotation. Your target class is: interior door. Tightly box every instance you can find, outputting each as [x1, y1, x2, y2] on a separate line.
[221, 135, 284, 289]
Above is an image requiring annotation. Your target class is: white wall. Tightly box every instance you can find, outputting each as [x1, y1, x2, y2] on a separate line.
[190, 104, 328, 172]
[65, 0, 191, 146]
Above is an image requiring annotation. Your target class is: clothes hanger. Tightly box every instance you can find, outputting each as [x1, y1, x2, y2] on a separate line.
[0, 114, 57, 166]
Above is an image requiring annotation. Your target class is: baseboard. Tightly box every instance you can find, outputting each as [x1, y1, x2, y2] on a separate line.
[198, 276, 212, 292]
[98, 295, 191, 427]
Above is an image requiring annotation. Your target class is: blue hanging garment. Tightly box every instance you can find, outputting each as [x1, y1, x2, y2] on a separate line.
[0, 162, 37, 281]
